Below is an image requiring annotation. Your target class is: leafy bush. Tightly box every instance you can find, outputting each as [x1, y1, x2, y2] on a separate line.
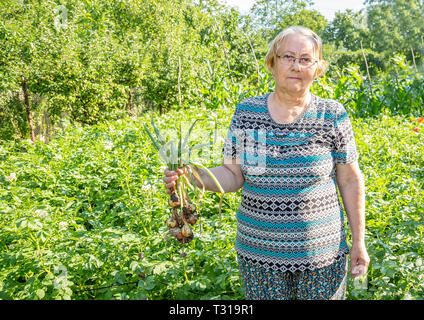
[312, 60, 424, 118]
[347, 114, 424, 299]
[1, 105, 423, 300]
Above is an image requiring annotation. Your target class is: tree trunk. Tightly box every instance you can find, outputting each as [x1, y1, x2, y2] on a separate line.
[127, 88, 133, 117]
[360, 40, 373, 97]
[21, 74, 35, 142]
[43, 104, 51, 144]
[411, 47, 417, 72]
[178, 56, 182, 108]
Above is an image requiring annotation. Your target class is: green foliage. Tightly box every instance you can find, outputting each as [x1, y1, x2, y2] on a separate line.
[312, 60, 424, 117]
[365, 0, 424, 56]
[347, 115, 424, 300]
[322, 9, 369, 51]
[324, 46, 385, 77]
[322, 0, 424, 74]
[1, 0, 424, 300]
[1, 101, 423, 300]
[0, 103, 241, 299]
[2, 0, 424, 141]
[0, 92, 29, 140]
[250, 0, 327, 40]
[275, 8, 328, 37]
[0, 0, 272, 140]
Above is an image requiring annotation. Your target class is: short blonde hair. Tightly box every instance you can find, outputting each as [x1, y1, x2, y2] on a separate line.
[264, 26, 327, 78]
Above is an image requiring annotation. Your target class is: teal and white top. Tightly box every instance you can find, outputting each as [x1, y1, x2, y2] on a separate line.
[223, 92, 358, 273]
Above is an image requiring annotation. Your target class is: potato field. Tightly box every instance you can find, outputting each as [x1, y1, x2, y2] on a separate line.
[1, 0, 423, 301]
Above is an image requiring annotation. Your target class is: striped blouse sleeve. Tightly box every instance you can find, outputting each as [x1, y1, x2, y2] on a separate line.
[332, 103, 358, 164]
[222, 104, 244, 164]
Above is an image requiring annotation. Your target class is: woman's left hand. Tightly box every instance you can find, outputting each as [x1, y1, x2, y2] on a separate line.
[349, 241, 370, 278]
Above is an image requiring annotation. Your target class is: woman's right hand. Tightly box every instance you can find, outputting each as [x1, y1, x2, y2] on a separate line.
[163, 166, 189, 194]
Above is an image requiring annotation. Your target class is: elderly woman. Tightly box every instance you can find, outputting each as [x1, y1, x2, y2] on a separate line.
[163, 26, 369, 300]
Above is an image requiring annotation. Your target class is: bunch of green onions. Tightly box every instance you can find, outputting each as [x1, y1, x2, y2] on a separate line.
[144, 117, 224, 244]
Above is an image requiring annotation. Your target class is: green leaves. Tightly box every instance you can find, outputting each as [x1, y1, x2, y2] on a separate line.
[35, 289, 45, 299]
[138, 276, 156, 291]
[0, 0, 423, 300]
[346, 115, 424, 300]
[312, 61, 424, 118]
[2, 96, 424, 300]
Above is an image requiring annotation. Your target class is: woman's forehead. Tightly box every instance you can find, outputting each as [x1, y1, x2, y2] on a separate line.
[277, 34, 316, 55]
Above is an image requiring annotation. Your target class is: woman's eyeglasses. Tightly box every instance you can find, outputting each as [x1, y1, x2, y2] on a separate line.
[276, 54, 318, 68]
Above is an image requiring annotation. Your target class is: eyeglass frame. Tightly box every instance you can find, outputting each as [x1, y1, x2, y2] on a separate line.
[276, 54, 318, 68]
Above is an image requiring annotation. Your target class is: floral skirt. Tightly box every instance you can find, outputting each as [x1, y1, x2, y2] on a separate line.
[238, 255, 348, 300]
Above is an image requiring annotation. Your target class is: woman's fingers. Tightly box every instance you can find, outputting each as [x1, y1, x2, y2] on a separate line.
[163, 168, 175, 177]
[176, 166, 188, 176]
[163, 175, 177, 189]
[163, 167, 187, 193]
[163, 173, 176, 183]
[351, 264, 367, 277]
[164, 167, 187, 179]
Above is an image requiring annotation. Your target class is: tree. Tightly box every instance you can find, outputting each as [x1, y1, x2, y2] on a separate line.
[322, 9, 370, 51]
[248, 0, 328, 46]
[250, 0, 313, 31]
[0, 0, 65, 141]
[322, 0, 424, 74]
[274, 8, 327, 38]
[365, 0, 424, 62]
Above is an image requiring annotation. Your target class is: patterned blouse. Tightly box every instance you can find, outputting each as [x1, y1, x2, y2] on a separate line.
[222, 92, 358, 273]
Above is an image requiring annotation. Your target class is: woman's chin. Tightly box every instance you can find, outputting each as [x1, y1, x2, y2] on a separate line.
[284, 85, 306, 94]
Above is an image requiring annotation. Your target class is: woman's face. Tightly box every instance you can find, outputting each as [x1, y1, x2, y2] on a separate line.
[272, 33, 318, 95]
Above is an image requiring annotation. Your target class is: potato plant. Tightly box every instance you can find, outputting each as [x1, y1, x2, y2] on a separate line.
[1, 78, 424, 299]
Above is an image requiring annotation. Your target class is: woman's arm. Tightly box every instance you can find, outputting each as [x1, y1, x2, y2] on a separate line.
[335, 160, 370, 277]
[189, 161, 244, 194]
[163, 160, 244, 194]
[336, 160, 365, 244]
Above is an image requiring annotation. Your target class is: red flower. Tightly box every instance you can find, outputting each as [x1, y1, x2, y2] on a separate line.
[418, 117, 424, 123]
[412, 127, 419, 132]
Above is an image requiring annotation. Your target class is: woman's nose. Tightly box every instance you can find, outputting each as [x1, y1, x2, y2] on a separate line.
[291, 60, 301, 71]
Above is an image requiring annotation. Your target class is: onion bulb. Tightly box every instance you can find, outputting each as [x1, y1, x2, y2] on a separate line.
[181, 223, 193, 237]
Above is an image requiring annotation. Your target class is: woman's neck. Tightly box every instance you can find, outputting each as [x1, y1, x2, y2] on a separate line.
[272, 87, 311, 110]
